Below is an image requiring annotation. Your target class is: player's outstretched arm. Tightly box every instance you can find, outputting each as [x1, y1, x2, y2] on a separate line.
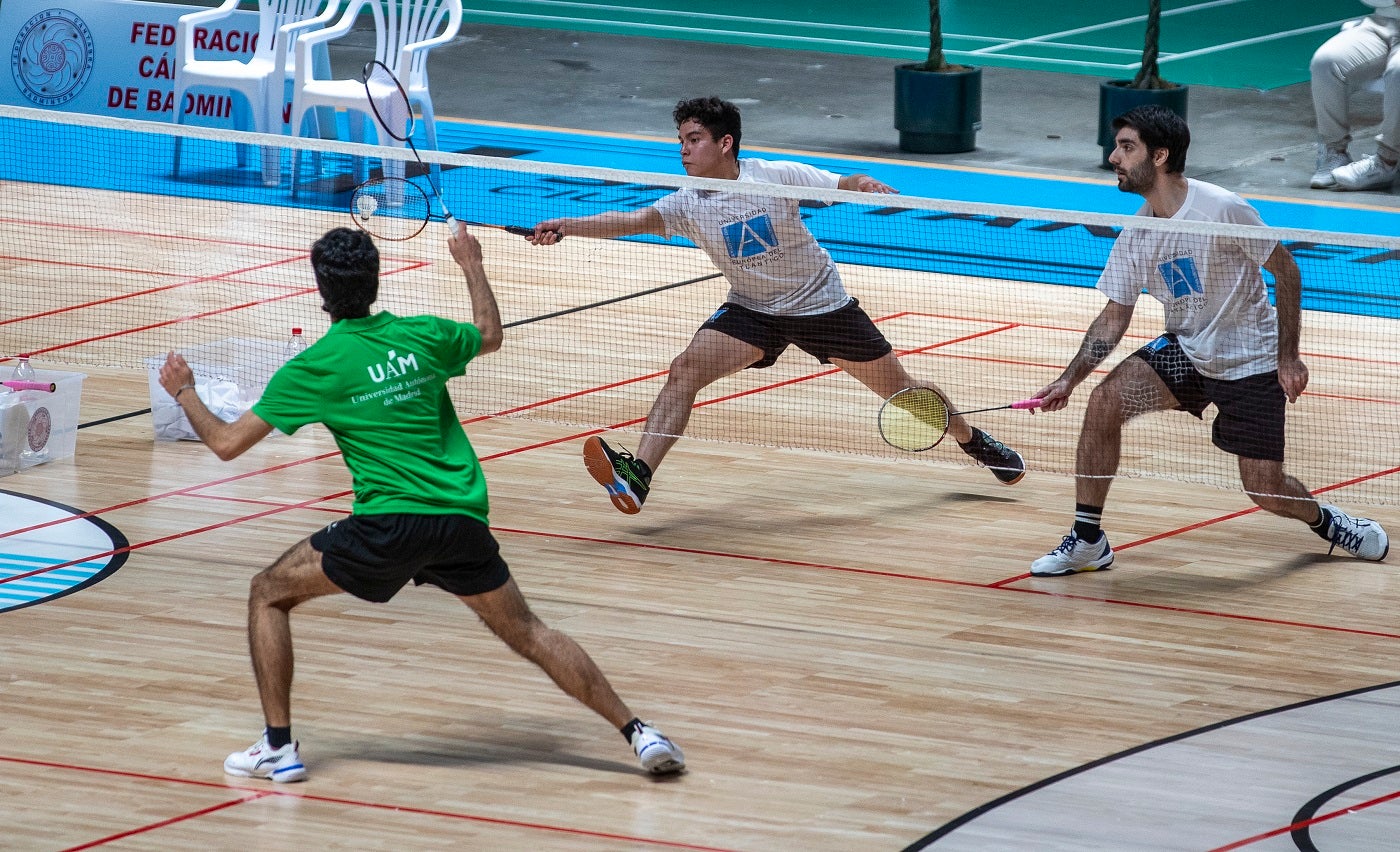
[448, 224, 502, 355]
[1265, 243, 1308, 402]
[528, 208, 666, 244]
[158, 352, 275, 460]
[838, 173, 899, 194]
[1034, 299, 1136, 411]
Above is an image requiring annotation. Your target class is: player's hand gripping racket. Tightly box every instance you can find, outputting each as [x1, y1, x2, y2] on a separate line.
[349, 60, 559, 243]
[878, 387, 1042, 452]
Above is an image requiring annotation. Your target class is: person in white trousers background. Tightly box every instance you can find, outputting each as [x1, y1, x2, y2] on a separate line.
[1311, 0, 1400, 191]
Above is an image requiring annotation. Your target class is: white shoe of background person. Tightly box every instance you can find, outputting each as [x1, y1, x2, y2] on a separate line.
[1310, 144, 1350, 188]
[1331, 153, 1399, 191]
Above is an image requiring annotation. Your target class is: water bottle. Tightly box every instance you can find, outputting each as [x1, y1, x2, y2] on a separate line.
[10, 356, 43, 464]
[284, 328, 308, 361]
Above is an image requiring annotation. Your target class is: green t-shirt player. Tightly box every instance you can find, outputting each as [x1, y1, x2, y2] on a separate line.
[159, 226, 684, 782]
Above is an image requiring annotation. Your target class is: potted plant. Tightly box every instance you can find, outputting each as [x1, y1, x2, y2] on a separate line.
[1097, 0, 1189, 167]
[894, 0, 980, 154]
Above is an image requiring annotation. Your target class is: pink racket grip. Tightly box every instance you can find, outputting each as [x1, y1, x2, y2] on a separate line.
[1009, 398, 1044, 410]
[2, 380, 56, 392]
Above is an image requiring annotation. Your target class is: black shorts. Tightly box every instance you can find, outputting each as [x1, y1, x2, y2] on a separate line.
[700, 298, 894, 369]
[1131, 333, 1286, 462]
[310, 514, 510, 603]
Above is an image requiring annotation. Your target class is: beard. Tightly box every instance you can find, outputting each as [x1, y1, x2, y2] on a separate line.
[1116, 158, 1157, 195]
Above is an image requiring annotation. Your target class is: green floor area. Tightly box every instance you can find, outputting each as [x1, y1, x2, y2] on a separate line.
[463, 0, 1362, 89]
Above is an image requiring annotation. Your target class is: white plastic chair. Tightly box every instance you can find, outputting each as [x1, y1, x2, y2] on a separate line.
[287, 0, 462, 192]
[171, 0, 340, 186]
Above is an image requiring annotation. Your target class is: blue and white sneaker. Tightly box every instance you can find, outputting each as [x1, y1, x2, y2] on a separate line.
[629, 722, 685, 775]
[1031, 532, 1114, 576]
[1321, 505, 1389, 561]
[223, 735, 306, 783]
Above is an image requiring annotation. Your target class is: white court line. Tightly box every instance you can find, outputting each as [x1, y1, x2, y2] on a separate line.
[1155, 19, 1357, 66]
[970, 0, 1247, 56]
[968, 0, 1354, 68]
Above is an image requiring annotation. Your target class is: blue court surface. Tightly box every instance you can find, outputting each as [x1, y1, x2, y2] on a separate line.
[11, 113, 1400, 320]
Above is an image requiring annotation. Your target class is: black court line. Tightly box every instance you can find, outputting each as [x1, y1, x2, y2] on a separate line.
[503, 271, 722, 328]
[75, 272, 723, 430]
[79, 409, 151, 429]
[902, 679, 1400, 851]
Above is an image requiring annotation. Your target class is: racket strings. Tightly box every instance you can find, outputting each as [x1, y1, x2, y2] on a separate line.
[878, 387, 950, 452]
[894, 390, 950, 435]
[362, 63, 415, 142]
[351, 177, 430, 241]
[359, 60, 456, 229]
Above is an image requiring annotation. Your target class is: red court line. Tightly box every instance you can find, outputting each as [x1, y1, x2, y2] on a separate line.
[1207, 787, 1400, 851]
[0, 491, 353, 586]
[185, 492, 348, 513]
[6, 316, 1394, 639]
[11, 444, 1394, 642]
[62, 794, 272, 852]
[989, 464, 1400, 587]
[493, 527, 1400, 641]
[0, 212, 456, 265]
[492, 368, 672, 417]
[9, 268, 420, 358]
[0, 214, 315, 251]
[0, 450, 344, 541]
[0, 755, 741, 852]
[0, 257, 309, 327]
[18, 289, 319, 360]
[890, 310, 1400, 370]
[569, 322, 1026, 431]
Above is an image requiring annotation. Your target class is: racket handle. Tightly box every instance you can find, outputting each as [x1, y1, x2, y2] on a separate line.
[2, 380, 55, 392]
[444, 214, 459, 232]
[1008, 398, 1043, 410]
[506, 225, 561, 240]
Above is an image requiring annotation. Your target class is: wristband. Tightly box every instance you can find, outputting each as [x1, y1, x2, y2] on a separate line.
[175, 384, 196, 399]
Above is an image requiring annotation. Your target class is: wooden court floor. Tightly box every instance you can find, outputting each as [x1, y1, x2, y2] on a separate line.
[2, 193, 1399, 850]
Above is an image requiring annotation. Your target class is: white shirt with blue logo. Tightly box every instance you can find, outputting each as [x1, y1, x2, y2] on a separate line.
[1098, 179, 1280, 380]
[652, 158, 851, 316]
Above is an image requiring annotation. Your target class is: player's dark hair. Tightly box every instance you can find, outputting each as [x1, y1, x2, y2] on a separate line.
[311, 227, 379, 319]
[673, 96, 742, 157]
[1112, 105, 1189, 174]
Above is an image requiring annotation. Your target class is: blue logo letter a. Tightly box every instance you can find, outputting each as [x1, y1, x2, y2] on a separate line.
[721, 215, 777, 258]
[1158, 257, 1203, 298]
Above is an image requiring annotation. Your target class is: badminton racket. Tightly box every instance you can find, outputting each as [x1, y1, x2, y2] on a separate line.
[349, 176, 537, 241]
[2, 380, 55, 392]
[878, 386, 1042, 452]
[355, 60, 559, 243]
[361, 59, 457, 230]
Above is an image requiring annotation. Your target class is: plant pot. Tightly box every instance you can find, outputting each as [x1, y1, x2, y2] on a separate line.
[1097, 80, 1189, 169]
[894, 64, 981, 154]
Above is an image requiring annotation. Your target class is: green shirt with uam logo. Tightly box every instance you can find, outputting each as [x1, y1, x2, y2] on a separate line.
[253, 311, 488, 520]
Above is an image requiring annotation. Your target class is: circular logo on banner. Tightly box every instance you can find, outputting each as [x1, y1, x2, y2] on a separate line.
[10, 9, 96, 107]
[27, 406, 51, 452]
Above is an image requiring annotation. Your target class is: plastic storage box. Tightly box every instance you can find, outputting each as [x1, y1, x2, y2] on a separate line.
[146, 338, 286, 441]
[0, 369, 86, 476]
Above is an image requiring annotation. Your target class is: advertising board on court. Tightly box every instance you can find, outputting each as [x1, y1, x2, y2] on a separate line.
[0, 0, 272, 127]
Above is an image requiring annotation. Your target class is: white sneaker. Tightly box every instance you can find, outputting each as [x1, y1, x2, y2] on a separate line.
[629, 722, 685, 775]
[1310, 145, 1350, 189]
[1331, 154, 1398, 191]
[1031, 532, 1114, 576]
[223, 736, 306, 782]
[1321, 505, 1389, 561]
